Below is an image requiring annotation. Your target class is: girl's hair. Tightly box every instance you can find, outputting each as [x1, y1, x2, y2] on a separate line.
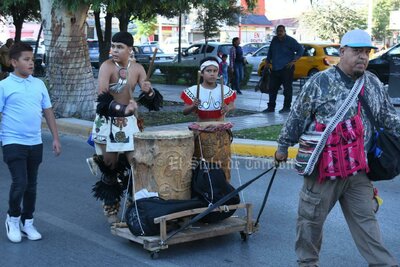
[9, 42, 33, 60]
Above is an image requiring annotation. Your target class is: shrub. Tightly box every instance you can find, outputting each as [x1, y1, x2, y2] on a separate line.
[150, 62, 252, 87]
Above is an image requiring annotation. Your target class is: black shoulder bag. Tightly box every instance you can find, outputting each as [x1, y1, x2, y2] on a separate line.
[359, 95, 400, 181]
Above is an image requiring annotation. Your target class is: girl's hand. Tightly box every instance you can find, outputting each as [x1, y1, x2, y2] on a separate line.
[193, 98, 201, 108]
[221, 104, 229, 115]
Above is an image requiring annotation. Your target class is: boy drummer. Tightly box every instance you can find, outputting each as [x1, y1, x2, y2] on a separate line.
[89, 32, 154, 223]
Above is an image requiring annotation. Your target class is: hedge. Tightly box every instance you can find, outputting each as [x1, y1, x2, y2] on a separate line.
[143, 62, 252, 86]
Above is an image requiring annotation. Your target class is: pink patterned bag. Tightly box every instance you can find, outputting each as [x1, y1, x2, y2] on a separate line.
[315, 102, 368, 182]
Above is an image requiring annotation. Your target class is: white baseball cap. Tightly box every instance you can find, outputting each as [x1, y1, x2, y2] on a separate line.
[340, 29, 377, 49]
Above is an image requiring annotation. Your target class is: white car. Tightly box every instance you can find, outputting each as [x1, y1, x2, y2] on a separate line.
[133, 45, 175, 64]
[245, 45, 269, 72]
[160, 37, 190, 54]
[174, 42, 233, 65]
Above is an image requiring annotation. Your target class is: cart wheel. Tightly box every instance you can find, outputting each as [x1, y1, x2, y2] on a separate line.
[240, 231, 248, 242]
[150, 251, 160, 259]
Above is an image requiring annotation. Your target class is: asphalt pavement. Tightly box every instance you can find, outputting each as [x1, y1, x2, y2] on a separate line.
[0, 133, 399, 267]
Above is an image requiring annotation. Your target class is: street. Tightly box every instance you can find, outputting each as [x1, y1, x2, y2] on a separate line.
[0, 132, 399, 267]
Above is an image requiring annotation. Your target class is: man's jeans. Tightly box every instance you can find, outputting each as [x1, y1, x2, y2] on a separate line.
[233, 63, 244, 91]
[2, 144, 43, 220]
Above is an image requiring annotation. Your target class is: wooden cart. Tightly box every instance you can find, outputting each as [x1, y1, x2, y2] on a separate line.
[111, 203, 256, 259]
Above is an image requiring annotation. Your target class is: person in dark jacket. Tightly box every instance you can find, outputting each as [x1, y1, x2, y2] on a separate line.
[263, 25, 303, 113]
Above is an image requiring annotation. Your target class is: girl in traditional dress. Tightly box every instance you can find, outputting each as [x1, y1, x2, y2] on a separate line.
[181, 57, 236, 122]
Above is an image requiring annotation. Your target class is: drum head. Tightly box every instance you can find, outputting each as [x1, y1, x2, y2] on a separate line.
[134, 130, 194, 140]
[188, 121, 233, 132]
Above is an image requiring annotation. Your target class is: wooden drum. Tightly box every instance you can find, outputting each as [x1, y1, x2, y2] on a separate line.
[189, 121, 233, 181]
[132, 130, 194, 200]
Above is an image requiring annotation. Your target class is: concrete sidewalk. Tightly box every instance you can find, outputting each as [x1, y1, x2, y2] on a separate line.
[48, 83, 299, 158]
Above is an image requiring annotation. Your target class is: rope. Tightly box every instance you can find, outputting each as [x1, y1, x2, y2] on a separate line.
[229, 133, 246, 210]
[130, 164, 145, 236]
[120, 168, 132, 222]
[197, 134, 214, 205]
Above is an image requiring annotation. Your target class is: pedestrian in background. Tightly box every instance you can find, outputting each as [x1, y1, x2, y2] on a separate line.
[275, 29, 399, 266]
[0, 38, 14, 80]
[263, 25, 303, 113]
[219, 54, 229, 85]
[0, 42, 61, 243]
[229, 37, 244, 95]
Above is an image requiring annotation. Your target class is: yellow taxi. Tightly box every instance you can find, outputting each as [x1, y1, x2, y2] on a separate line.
[257, 42, 340, 79]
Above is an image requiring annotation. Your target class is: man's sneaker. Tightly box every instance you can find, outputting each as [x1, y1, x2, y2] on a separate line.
[5, 214, 21, 243]
[20, 219, 42, 241]
[86, 157, 99, 176]
[262, 108, 275, 113]
[278, 107, 291, 113]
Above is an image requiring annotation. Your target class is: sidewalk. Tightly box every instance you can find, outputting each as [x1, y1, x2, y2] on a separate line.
[49, 83, 299, 158]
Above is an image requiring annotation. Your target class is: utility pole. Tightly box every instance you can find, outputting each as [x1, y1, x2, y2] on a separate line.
[178, 12, 182, 63]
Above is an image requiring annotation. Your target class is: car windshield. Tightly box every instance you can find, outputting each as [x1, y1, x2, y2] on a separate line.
[324, 46, 340, 56]
[388, 44, 400, 56]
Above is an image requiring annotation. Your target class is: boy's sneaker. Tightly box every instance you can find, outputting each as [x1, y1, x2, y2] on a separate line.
[20, 219, 42, 241]
[5, 214, 22, 243]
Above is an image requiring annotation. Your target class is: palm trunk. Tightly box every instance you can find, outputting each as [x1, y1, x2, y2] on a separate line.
[40, 0, 96, 120]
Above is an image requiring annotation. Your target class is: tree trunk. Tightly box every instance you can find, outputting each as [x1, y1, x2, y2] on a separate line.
[95, 11, 113, 66]
[118, 11, 129, 32]
[10, 4, 26, 42]
[40, 0, 96, 120]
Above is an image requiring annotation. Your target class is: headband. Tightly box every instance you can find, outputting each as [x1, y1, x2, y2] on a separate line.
[200, 60, 219, 72]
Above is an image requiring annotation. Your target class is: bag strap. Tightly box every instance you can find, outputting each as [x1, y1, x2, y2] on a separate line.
[359, 94, 379, 131]
[303, 75, 365, 175]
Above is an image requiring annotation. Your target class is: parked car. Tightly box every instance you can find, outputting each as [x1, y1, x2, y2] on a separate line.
[160, 37, 190, 54]
[242, 42, 268, 55]
[257, 42, 340, 80]
[367, 43, 400, 84]
[245, 45, 269, 72]
[133, 45, 175, 64]
[87, 39, 100, 68]
[174, 42, 233, 65]
[142, 41, 159, 47]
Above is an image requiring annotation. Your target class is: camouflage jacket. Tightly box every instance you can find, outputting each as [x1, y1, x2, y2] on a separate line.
[277, 66, 400, 154]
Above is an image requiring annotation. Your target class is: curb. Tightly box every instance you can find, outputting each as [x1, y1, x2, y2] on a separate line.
[44, 118, 297, 159]
[232, 140, 298, 158]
